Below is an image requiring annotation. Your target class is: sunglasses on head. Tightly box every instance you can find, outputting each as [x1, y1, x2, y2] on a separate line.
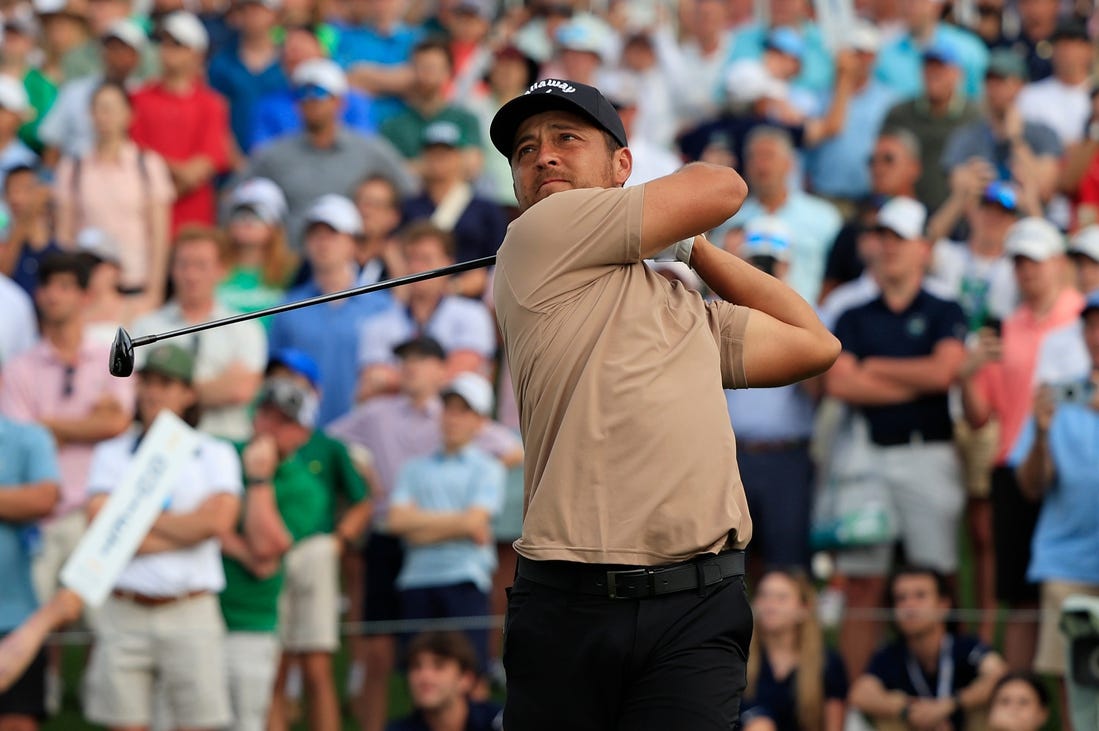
[293, 83, 333, 102]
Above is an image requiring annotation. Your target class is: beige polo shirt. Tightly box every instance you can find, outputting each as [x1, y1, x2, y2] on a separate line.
[493, 184, 753, 566]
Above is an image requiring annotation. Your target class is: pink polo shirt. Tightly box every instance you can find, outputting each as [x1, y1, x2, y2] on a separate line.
[974, 287, 1085, 464]
[0, 337, 136, 519]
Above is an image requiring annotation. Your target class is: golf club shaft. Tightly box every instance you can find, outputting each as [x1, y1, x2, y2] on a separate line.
[130, 255, 497, 348]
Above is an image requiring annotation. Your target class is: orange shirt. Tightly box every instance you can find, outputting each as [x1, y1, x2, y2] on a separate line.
[974, 287, 1085, 464]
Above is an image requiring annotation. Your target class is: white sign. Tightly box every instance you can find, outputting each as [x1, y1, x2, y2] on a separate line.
[59, 412, 199, 606]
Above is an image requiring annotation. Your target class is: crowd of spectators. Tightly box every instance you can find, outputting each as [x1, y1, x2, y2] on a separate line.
[0, 0, 1098, 729]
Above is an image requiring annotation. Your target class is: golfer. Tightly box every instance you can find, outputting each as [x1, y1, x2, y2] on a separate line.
[489, 79, 840, 730]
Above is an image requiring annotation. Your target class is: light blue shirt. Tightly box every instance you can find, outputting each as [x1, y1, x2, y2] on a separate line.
[807, 81, 897, 199]
[357, 296, 497, 368]
[0, 417, 60, 631]
[873, 24, 989, 102]
[268, 281, 392, 426]
[727, 385, 815, 442]
[392, 445, 504, 593]
[722, 21, 835, 95]
[333, 21, 422, 125]
[716, 193, 842, 303]
[1010, 406, 1099, 584]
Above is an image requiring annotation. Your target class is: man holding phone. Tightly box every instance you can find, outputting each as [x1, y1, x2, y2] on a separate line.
[1011, 289, 1099, 700]
[961, 217, 1084, 670]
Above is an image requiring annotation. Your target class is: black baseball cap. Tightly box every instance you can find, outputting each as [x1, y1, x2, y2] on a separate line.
[393, 336, 446, 360]
[489, 78, 628, 159]
[1052, 18, 1089, 43]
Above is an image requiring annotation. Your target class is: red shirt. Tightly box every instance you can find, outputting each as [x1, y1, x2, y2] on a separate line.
[130, 80, 231, 234]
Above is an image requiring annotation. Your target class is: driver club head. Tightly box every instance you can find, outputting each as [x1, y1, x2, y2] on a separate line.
[109, 327, 135, 378]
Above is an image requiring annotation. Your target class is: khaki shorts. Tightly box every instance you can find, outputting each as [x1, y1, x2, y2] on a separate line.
[1034, 580, 1099, 676]
[226, 632, 281, 731]
[31, 510, 85, 602]
[84, 593, 231, 729]
[279, 534, 340, 653]
[953, 419, 999, 499]
[834, 441, 965, 577]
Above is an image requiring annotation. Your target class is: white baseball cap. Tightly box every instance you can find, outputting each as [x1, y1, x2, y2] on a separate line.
[0, 74, 31, 117]
[230, 178, 287, 225]
[555, 17, 611, 61]
[304, 194, 362, 236]
[32, 0, 72, 16]
[1005, 217, 1065, 261]
[743, 216, 794, 262]
[875, 196, 926, 241]
[238, 0, 282, 10]
[291, 58, 348, 98]
[1068, 225, 1099, 263]
[76, 227, 122, 265]
[725, 59, 788, 105]
[441, 372, 494, 417]
[848, 21, 881, 54]
[161, 11, 208, 52]
[4, 9, 39, 37]
[102, 18, 147, 50]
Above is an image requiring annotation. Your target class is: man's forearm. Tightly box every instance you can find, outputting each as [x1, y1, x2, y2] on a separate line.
[861, 355, 958, 393]
[850, 679, 909, 719]
[0, 483, 59, 521]
[828, 368, 920, 405]
[388, 506, 472, 544]
[196, 367, 261, 407]
[45, 408, 130, 444]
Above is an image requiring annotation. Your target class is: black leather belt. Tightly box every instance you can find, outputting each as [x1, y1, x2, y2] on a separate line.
[516, 551, 745, 600]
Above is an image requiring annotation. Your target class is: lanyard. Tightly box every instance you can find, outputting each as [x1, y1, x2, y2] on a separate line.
[905, 634, 954, 699]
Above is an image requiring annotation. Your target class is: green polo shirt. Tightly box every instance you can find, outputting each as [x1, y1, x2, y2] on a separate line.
[379, 104, 482, 159]
[219, 434, 367, 632]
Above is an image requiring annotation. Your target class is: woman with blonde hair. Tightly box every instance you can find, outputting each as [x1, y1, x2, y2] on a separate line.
[217, 177, 298, 322]
[742, 568, 848, 731]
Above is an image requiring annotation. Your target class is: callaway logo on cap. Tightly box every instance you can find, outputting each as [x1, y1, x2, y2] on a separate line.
[489, 78, 628, 158]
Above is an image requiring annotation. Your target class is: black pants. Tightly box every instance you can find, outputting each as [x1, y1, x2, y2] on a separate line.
[991, 465, 1041, 603]
[502, 572, 752, 730]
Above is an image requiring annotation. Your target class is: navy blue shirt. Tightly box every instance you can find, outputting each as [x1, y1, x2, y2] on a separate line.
[676, 113, 806, 166]
[385, 701, 503, 731]
[741, 648, 848, 731]
[402, 194, 508, 263]
[11, 239, 64, 297]
[833, 289, 966, 446]
[866, 633, 992, 730]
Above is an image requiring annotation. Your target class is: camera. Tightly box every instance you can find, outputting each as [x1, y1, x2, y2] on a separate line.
[1051, 382, 1096, 405]
[1061, 595, 1099, 688]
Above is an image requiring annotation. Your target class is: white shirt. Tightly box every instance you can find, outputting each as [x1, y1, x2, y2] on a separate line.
[652, 26, 732, 129]
[358, 296, 496, 368]
[0, 273, 36, 367]
[625, 136, 682, 188]
[1034, 320, 1090, 385]
[929, 239, 1018, 322]
[87, 429, 242, 596]
[132, 301, 268, 441]
[1017, 77, 1091, 146]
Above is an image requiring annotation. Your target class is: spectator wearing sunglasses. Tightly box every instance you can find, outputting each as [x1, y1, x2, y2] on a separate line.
[0, 252, 135, 616]
[249, 26, 378, 152]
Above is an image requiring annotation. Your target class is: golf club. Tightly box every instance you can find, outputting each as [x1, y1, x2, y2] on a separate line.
[109, 255, 497, 378]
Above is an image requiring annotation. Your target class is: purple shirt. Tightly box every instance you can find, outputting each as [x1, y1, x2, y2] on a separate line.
[326, 393, 522, 522]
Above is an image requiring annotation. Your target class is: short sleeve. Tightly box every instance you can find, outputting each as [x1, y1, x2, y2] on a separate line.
[21, 423, 61, 484]
[229, 320, 268, 372]
[496, 186, 644, 312]
[390, 461, 416, 507]
[1025, 123, 1063, 158]
[864, 646, 896, 686]
[471, 457, 505, 515]
[833, 308, 860, 355]
[705, 302, 749, 389]
[201, 438, 244, 496]
[931, 300, 968, 345]
[332, 439, 369, 502]
[143, 150, 177, 204]
[87, 439, 127, 495]
[358, 309, 403, 367]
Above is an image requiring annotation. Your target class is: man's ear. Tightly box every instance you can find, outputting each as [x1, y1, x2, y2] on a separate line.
[613, 146, 633, 188]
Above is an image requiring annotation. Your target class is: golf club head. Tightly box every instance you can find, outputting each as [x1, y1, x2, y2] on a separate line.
[109, 327, 135, 378]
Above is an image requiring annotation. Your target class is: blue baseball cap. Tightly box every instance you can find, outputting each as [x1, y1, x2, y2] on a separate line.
[923, 38, 961, 66]
[981, 182, 1019, 214]
[764, 27, 805, 61]
[266, 348, 320, 387]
